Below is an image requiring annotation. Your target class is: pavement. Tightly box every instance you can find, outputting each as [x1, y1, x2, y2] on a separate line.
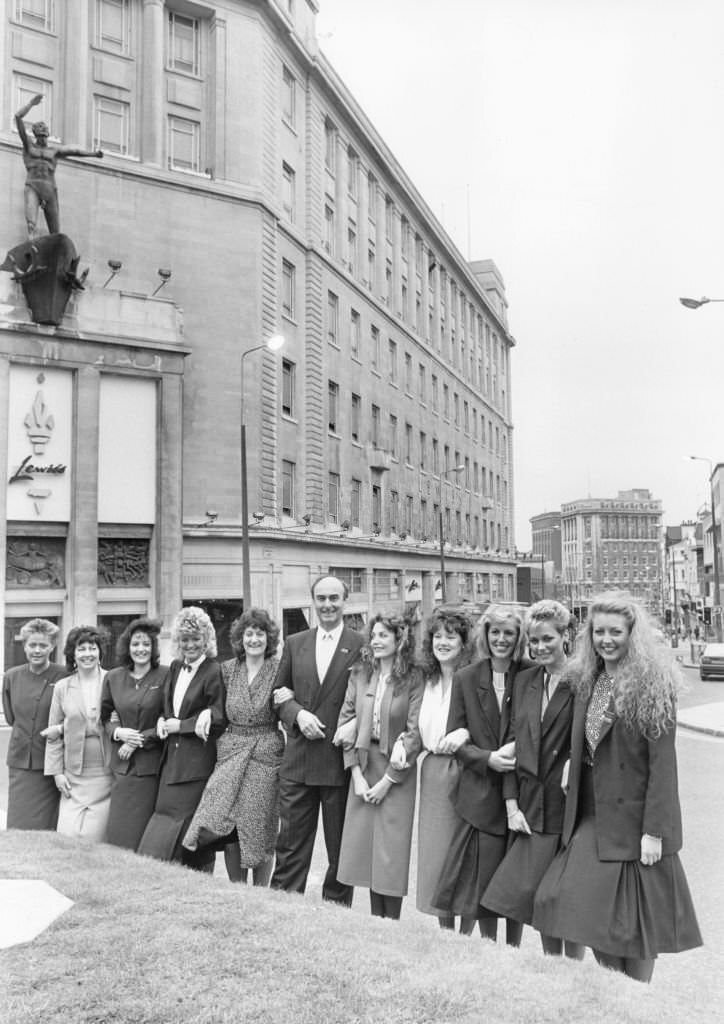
[670, 643, 724, 737]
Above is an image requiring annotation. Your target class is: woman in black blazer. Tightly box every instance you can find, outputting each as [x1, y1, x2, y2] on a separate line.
[432, 604, 525, 940]
[101, 618, 167, 851]
[533, 592, 702, 982]
[138, 607, 226, 870]
[483, 600, 583, 959]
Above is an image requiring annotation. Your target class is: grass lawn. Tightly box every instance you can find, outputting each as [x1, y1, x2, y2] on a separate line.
[0, 830, 715, 1024]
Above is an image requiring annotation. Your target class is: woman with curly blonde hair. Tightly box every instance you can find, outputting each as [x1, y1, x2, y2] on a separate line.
[533, 592, 702, 981]
[333, 613, 423, 919]
[138, 607, 226, 869]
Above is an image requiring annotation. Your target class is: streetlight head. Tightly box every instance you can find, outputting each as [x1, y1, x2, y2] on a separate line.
[454, 464, 465, 472]
[267, 333, 285, 351]
[679, 297, 710, 309]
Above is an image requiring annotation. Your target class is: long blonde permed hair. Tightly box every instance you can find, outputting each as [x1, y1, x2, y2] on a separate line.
[568, 591, 679, 739]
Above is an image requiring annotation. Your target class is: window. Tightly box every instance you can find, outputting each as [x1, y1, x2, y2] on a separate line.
[420, 498, 428, 536]
[405, 422, 413, 464]
[95, 0, 130, 54]
[389, 414, 398, 458]
[282, 66, 296, 127]
[443, 383, 450, 418]
[347, 148, 358, 197]
[328, 380, 339, 433]
[431, 374, 438, 411]
[350, 309, 360, 358]
[328, 473, 340, 524]
[367, 247, 376, 290]
[15, 0, 54, 31]
[432, 438, 439, 473]
[13, 74, 52, 133]
[329, 566, 364, 594]
[385, 262, 392, 305]
[405, 495, 414, 533]
[324, 202, 335, 254]
[405, 352, 413, 393]
[327, 291, 338, 345]
[385, 196, 394, 240]
[168, 116, 200, 172]
[454, 393, 460, 426]
[347, 222, 357, 274]
[324, 119, 337, 174]
[372, 485, 382, 530]
[419, 431, 427, 470]
[464, 400, 469, 433]
[389, 339, 398, 383]
[400, 217, 410, 259]
[371, 404, 381, 447]
[282, 162, 296, 222]
[281, 260, 295, 319]
[418, 363, 426, 402]
[351, 478, 361, 527]
[282, 360, 295, 417]
[168, 11, 199, 76]
[93, 96, 130, 155]
[370, 326, 380, 369]
[282, 460, 296, 516]
[351, 393, 361, 442]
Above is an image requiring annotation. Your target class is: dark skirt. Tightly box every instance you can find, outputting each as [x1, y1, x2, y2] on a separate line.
[137, 777, 208, 862]
[532, 767, 703, 959]
[106, 772, 160, 851]
[6, 767, 59, 831]
[483, 830, 560, 924]
[432, 817, 506, 919]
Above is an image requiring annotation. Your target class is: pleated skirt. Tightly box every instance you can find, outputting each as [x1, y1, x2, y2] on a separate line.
[432, 817, 506, 919]
[532, 767, 703, 959]
[337, 744, 417, 897]
[483, 830, 560, 924]
[6, 767, 59, 831]
[416, 752, 461, 915]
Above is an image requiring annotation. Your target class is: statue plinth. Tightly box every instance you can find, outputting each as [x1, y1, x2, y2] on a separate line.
[1, 234, 87, 326]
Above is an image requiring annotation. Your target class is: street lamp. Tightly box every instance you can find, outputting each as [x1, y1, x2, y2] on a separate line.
[679, 296, 724, 309]
[688, 455, 722, 641]
[438, 464, 465, 602]
[240, 334, 285, 607]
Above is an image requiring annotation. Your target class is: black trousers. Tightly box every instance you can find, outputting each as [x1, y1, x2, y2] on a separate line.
[271, 776, 353, 906]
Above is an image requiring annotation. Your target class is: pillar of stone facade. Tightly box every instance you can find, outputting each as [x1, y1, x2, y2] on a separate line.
[141, 0, 165, 167]
[156, 372, 184, 634]
[70, 366, 100, 625]
[63, 1, 89, 145]
[210, 15, 228, 181]
[0, 358, 9, 667]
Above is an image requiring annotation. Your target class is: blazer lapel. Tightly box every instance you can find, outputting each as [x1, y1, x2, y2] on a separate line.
[302, 629, 321, 688]
[476, 663, 500, 737]
[542, 676, 571, 736]
[525, 667, 544, 751]
[177, 660, 207, 718]
[318, 628, 356, 692]
[595, 694, 618, 748]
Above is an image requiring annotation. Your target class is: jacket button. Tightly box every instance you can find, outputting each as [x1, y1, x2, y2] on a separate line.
[617, 797, 623, 804]
[620, 763, 625, 770]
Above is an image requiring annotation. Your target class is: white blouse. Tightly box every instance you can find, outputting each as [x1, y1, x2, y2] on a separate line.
[418, 676, 453, 752]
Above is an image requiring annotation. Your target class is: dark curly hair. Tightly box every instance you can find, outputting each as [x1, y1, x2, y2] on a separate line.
[63, 625, 107, 672]
[419, 608, 475, 678]
[115, 617, 162, 669]
[360, 613, 416, 693]
[229, 608, 280, 660]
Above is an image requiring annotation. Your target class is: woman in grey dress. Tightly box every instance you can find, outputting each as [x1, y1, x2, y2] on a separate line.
[183, 608, 283, 885]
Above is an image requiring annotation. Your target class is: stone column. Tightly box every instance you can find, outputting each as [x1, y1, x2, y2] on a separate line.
[141, 0, 165, 167]
[156, 370, 184, 634]
[63, 1, 89, 144]
[69, 366, 100, 625]
[209, 15, 227, 181]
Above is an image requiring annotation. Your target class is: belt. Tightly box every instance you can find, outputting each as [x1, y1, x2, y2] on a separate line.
[226, 722, 272, 735]
[369, 737, 380, 745]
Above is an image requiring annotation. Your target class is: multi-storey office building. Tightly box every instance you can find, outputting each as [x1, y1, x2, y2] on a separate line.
[560, 489, 663, 615]
[0, 0, 516, 663]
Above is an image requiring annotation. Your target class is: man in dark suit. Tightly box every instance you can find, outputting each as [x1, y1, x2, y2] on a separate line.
[271, 575, 363, 905]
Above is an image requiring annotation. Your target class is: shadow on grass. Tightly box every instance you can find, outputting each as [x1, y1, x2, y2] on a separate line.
[0, 831, 706, 1024]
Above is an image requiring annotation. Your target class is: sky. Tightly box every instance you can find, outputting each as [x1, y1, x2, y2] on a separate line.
[315, 0, 724, 548]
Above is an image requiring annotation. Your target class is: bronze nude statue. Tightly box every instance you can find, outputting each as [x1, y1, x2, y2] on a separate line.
[15, 94, 103, 239]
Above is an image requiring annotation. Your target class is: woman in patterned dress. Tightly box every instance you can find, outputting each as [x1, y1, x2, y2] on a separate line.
[183, 608, 283, 885]
[101, 618, 167, 850]
[533, 592, 702, 982]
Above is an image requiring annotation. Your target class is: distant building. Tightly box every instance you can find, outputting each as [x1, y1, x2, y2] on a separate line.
[560, 489, 663, 615]
[530, 511, 562, 573]
[664, 523, 699, 634]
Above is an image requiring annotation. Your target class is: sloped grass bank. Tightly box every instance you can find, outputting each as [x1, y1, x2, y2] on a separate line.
[0, 832, 710, 1024]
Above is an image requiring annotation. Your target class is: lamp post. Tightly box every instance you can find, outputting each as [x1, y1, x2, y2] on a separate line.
[689, 455, 722, 641]
[240, 334, 284, 608]
[437, 464, 465, 602]
[679, 296, 724, 309]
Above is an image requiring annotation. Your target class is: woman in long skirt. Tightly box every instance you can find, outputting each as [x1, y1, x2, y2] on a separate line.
[137, 607, 226, 871]
[433, 604, 524, 941]
[415, 608, 475, 930]
[334, 613, 423, 920]
[533, 591, 702, 982]
[101, 618, 167, 850]
[483, 600, 583, 959]
[44, 625, 112, 842]
[3, 618, 66, 830]
[183, 608, 283, 885]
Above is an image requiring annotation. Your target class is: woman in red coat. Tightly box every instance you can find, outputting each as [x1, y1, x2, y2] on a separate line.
[533, 592, 702, 982]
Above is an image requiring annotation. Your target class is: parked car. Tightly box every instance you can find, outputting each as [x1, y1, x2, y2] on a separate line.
[699, 643, 724, 680]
